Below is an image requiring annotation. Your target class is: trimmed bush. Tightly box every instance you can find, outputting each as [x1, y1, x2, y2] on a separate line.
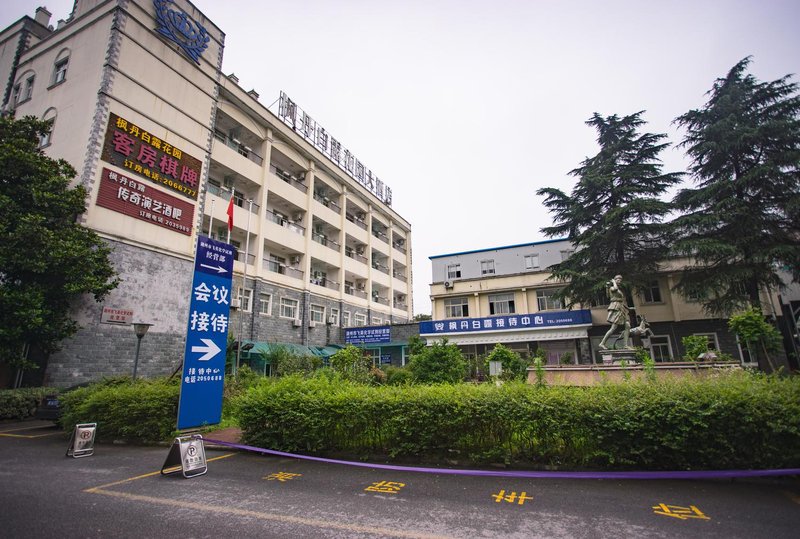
[234, 371, 800, 470]
[0, 387, 56, 420]
[60, 378, 180, 442]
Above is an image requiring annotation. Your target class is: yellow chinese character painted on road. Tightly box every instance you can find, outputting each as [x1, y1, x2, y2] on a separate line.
[492, 490, 533, 505]
[653, 503, 710, 520]
[365, 481, 405, 494]
[264, 472, 302, 482]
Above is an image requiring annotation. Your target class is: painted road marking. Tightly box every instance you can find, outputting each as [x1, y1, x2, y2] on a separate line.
[0, 424, 55, 433]
[264, 472, 302, 482]
[0, 429, 64, 438]
[365, 480, 406, 494]
[85, 453, 236, 492]
[652, 503, 710, 520]
[492, 490, 533, 505]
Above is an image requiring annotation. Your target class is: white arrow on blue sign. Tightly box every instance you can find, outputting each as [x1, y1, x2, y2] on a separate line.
[176, 236, 235, 430]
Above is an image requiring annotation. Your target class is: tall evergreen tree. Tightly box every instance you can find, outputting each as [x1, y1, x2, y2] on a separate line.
[0, 116, 119, 370]
[672, 57, 800, 315]
[536, 112, 682, 308]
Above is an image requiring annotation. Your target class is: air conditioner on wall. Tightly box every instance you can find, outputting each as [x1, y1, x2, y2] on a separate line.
[444, 281, 453, 289]
[328, 315, 337, 324]
[292, 319, 302, 327]
[230, 299, 241, 309]
[308, 321, 317, 328]
[290, 255, 301, 265]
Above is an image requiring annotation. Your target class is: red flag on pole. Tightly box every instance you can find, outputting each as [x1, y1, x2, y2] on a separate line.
[226, 195, 234, 233]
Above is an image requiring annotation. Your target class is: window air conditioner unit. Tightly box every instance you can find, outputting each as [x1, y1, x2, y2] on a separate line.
[290, 255, 301, 265]
[308, 321, 317, 328]
[292, 319, 302, 327]
[230, 299, 241, 309]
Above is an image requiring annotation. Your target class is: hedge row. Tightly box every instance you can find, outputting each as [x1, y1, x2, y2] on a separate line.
[59, 378, 180, 442]
[0, 387, 55, 420]
[234, 371, 800, 470]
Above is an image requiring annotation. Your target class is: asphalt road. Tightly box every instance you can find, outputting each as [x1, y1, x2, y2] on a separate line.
[1, 420, 799, 538]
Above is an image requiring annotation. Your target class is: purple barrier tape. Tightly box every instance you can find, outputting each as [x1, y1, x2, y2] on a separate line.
[204, 439, 800, 480]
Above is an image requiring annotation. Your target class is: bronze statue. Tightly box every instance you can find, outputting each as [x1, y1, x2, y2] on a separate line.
[598, 275, 632, 350]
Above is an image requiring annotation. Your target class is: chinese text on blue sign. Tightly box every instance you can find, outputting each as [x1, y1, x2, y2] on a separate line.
[418, 310, 592, 335]
[177, 236, 234, 430]
[345, 326, 391, 344]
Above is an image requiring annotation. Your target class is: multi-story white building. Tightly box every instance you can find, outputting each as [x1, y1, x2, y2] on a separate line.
[424, 239, 796, 370]
[0, 1, 412, 386]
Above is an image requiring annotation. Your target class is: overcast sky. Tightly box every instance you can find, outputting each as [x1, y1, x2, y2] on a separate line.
[6, 0, 800, 315]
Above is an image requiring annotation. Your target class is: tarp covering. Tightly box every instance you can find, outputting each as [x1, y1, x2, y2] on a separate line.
[241, 342, 344, 362]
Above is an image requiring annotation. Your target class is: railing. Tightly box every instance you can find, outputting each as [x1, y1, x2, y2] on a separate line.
[266, 209, 305, 235]
[213, 131, 263, 165]
[346, 213, 368, 230]
[312, 232, 340, 252]
[392, 271, 407, 282]
[394, 300, 408, 309]
[264, 260, 303, 280]
[345, 287, 368, 299]
[372, 262, 390, 275]
[372, 229, 390, 243]
[392, 242, 407, 254]
[235, 250, 256, 265]
[313, 192, 341, 214]
[372, 295, 390, 306]
[345, 249, 368, 264]
[270, 165, 307, 193]
[310, 277, 340, 291]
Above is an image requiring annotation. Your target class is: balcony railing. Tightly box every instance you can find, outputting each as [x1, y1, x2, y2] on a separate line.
[394, 300, 408, 309]
[372, 229, 390, 244]
[264, 259, 304, 280]
[310, 277, 340, 291]
[266, 209, 305, 235]
[270, 165, 308, 193]
[345, 287, 368, 299]
[392, 242, 407, 254]
[312, 232, 340, 252]
[345, 213, 368, 230]
[213, 131, 263, 165]
[345, 249, 368, 264]
[372, 295, 390, 306]
[392, 271, 407, 282]
[234, 250, 256, 265]
[372, 262, 390, 275]
[313, 192, 341, 214]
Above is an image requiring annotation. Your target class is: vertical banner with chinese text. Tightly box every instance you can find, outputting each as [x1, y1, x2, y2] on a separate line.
[177, 236, 234, 430]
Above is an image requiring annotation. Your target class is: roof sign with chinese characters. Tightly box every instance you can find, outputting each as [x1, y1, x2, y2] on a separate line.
[345, 326, 391, 345]
[153, 0, 209, 64]
[419, 310, 593, 336]
[277, 92, 393, 206]
[101, 112, 202, 200]
[96, 168, 195, 235]
[176, 236, 234, 430]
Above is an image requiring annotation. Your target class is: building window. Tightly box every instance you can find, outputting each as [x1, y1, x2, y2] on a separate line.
[536, 288, 563, 311]
[11, 83, 20, 106]
[279, 297, 298, 319]
[642, 280, 662, 303]
[481, 259, 495, 275]
[310, 304, 325, 323]
[447, 264, 461, 279]
[258, 293, 272, 315]
[329, 308, 340, 326]
[649, 335, 673, 362]
[52, 56, 69, 85]
[354, 313, 367, 326]
[342, 311, 351, 327]
[236, 287, 253, 312]
[489, 293, 515, 315]
[444, 297, 469, 318]
[372, 317, 382, 325]
[560, 250, 574, 261]
[23, 75, 35, 101]
[524, 254, 539, 270]
[693, 333, 719, 351]
[40, 108, 57, 148]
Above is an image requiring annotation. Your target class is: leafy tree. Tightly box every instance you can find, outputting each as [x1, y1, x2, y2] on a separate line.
[728, 308, 783, 371]
[484, 343, 528, 381]
[329, 345, 372, 383]
[407, 338, 467, 384]
[672, 57, 800, 315]
[0, 116, 118, 369]
[413, 313, 431, 321]
[537, 112, 682, 308]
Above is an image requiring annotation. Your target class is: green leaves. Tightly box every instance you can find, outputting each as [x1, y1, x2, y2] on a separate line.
[0, 116, 119, 362]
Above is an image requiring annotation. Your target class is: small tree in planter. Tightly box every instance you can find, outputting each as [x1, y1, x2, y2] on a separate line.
[484, 343, 528, 382]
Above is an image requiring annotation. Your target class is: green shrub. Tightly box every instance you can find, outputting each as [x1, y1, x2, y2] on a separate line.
[0, 387, 55, 420]
[263, 345, 318, 377]
[682, 335, 710, 361]
[384, 366, 413, 386]
[233, 370, 800, 470]
[407, 339, 467, 384]
[485, 343, 528, 381]
[329, 345, 372, 384]
[60, 378, 179, 442]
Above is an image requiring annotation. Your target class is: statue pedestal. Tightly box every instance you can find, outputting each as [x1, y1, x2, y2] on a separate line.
[600, 349, 639, 365]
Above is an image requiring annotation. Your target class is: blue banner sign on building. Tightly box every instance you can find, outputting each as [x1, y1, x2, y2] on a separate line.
[418, 310, 592, 336]
[345, 326, 391, 344]
[177, 236, 235, 430]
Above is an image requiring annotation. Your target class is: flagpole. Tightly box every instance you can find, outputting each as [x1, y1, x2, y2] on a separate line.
[235, 198, 253, 378]
[226, 188, 233, 244]
[207, 197, 215, 237]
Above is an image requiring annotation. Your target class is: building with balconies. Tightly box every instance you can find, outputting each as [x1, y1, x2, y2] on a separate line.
[0, 1, 412, 386]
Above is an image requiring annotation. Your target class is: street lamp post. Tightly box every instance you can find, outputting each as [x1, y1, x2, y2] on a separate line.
[132, 322, 152, 381]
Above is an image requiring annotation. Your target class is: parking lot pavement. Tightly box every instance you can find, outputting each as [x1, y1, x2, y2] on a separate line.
[2, 420, 800, 538]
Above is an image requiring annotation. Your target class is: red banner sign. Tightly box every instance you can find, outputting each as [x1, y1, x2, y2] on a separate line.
[101, 112, 203, 200]
[96, 167, 195, 235]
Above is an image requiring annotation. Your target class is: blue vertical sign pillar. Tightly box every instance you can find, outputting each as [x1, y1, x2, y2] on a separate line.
[177, 236, 235, 430]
